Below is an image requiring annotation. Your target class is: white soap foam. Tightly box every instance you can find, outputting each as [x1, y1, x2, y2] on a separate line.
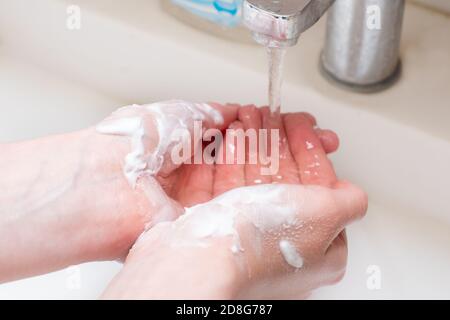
[306, 141, 314, 150]
[168, 184, 303, 253]
[96, 100, 223, 187]
[279, 240, 304, 269]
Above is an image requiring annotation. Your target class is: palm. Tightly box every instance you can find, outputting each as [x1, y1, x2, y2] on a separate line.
[157, 105, 340, 208]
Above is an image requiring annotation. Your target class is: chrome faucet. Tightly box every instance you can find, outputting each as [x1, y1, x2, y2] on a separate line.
[242, 0, 335, 47]
[243, 0, 405, 92]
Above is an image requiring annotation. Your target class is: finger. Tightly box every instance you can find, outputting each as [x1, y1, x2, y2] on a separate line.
[260, 107, 300, 184]
[283, 113, 337, 187]
[161, 103, 239, 176]
[172, 163, 214, 207]
[238, 105, 272, 186]
[332, 181, 369, 227]
[316, 128, 340, 154]
[213, 121, 246, 197]
[298, 112, 317, 127]
[207, 102, 240, 130]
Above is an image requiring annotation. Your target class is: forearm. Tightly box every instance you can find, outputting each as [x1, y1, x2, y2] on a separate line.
[0, 129, 149, 282]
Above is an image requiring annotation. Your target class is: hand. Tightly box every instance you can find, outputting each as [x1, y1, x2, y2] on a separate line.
[166, 105, 341, 205]
[89, 101, 279, 260]
[0, 100, 239, 282]
[86, 100, 242, 254]
[101, 106, 368, 299]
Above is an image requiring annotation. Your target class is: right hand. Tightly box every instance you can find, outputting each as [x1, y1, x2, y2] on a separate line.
[102, 106, 368, 299]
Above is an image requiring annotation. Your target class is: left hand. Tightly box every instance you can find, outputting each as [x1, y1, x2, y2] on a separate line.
[0, 101, 239, 281]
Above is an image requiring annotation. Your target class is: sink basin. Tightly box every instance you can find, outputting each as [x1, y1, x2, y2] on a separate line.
[0, 0, 449, 299]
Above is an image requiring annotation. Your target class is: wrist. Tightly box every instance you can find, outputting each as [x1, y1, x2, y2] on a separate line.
[73, 128, 153, 260]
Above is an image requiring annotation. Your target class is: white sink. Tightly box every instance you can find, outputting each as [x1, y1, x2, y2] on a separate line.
[0, 0, 449, 299]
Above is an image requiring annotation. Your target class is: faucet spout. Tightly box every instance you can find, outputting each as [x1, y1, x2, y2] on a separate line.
[243, 0, 335, 47]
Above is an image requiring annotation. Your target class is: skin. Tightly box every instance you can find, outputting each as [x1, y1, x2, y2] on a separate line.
[0, 103, 237, 282]
[0, 102, 366, 299]
[102, 106, 368, 300]
[0, 103, 337, 283]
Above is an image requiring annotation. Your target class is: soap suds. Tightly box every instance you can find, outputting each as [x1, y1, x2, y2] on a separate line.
[306, 141, 314, 150]
[96, 100, 223, 187]
[167, 184, 304, 253]
[279, 240, 304, 269]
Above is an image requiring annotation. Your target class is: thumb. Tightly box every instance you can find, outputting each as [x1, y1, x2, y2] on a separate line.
[156, 102, 239, 176]
[207, 103, 240, 131]
[96, 100, 239, 185]
[332, 181, 369, 227]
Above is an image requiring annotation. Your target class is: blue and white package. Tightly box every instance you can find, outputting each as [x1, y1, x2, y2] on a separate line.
[171, 0, 243, 28]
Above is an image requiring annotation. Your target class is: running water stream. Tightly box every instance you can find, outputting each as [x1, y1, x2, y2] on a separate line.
[267, 47, 287, 114]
